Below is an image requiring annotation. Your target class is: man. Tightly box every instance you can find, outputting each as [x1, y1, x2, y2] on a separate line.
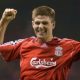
[0, 6, 80, 80]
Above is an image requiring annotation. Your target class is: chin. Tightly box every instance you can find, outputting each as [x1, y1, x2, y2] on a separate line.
[37, 35, 46, 40]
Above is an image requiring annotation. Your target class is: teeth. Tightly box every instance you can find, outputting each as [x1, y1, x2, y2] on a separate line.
[35, 27, 47, 33]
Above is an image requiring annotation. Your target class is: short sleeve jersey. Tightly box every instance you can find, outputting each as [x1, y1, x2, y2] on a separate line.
[0, 37, 80, 80]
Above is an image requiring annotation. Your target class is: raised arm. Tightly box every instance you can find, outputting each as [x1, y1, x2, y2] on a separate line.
[0, 8, 17, 43]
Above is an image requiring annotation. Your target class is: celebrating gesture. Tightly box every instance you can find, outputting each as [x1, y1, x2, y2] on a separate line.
[1, 8, 17, 22]
[0, 8, 17, 43]
[0, 6, 80, 80]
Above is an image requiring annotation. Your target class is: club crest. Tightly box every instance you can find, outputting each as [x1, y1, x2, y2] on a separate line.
[54, 46, 63, 57]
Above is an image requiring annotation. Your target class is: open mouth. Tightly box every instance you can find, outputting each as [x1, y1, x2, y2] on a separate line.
[35, 27, 47, 34]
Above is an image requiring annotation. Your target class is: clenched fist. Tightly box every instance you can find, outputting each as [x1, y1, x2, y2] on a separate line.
[0, 8, 17, 43]
[1, 8, 17, 22]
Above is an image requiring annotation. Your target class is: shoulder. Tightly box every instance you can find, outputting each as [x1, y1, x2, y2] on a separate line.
[0, 36, 36, 46]
[21, 36, 36, 44]
[23, 36, 36, 42]
[59, 37, 80, 45]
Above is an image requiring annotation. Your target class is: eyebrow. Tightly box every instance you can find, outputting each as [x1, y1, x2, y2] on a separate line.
[35, 21, 48, 25]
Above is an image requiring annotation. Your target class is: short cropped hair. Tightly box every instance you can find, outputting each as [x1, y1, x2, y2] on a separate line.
[32, 6, 55, 22]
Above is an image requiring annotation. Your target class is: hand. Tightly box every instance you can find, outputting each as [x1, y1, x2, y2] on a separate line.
[1, 8, 17, 22]
[0, 8, 17, 43]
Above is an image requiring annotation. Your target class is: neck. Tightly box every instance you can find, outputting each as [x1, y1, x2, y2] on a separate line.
[37, 35, 53, 43]
[45, 35, 53, 42]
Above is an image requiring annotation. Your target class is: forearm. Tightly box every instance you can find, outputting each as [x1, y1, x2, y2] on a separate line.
[0, 18, 10, 43]
[0, 8, 17, 44]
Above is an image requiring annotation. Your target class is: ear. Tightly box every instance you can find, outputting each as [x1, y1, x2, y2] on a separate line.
[32, 21, 34, 26]
[52, 21, 56, 29]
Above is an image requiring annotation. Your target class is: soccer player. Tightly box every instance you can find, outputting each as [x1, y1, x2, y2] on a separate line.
[0, 6, 80, 80]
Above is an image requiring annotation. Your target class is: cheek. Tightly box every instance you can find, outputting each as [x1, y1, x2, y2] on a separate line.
[47, 25, 53, 31]
[32, 25, 38, 33]
[46, 28, 53, 34]
[32, 25, 37, 30]
[32, 22, 37, 29]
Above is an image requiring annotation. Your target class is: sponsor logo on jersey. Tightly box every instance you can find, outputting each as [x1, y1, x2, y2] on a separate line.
[30, 57, 56, 68]
[54, 46, 63, 57]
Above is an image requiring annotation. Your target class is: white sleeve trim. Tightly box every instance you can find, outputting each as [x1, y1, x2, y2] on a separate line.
[0, 39, 24, 46]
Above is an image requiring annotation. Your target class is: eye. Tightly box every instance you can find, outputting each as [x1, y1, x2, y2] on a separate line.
[42, 21, 48, 25]
[35, 21, 40, 25]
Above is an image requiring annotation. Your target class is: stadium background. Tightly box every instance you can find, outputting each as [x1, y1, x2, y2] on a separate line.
[0, 0, 80, 80]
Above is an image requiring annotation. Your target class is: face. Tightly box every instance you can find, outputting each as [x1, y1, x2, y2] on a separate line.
[32, 15, 55, 40]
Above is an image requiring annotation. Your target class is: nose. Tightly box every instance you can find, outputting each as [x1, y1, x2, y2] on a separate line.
[39, 23, 44, 28]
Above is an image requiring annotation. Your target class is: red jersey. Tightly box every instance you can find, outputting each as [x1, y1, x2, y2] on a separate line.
[0, 37, 80, 80]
